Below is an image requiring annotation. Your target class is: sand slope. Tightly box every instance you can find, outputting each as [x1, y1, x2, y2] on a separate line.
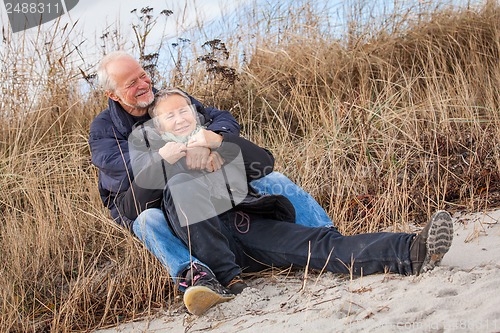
[97, 209, 500, 333]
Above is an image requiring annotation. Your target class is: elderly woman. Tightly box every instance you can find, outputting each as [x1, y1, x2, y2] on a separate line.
[142, 88, 454, 316]
[144, 89, 453, 311]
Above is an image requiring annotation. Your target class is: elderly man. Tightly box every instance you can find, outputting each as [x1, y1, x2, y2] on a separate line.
[88, 51, 334, 314]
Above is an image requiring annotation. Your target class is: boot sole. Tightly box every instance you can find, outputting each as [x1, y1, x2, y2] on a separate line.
[421, 210, 453, 274]
[183, 286, 234, 316]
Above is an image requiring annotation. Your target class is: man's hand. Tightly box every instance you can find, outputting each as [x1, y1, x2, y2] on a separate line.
[206, 151, 224, 172]
[159, 142, 187, 164]
[187, 129, 223, 149]
[185, 146, 211, 170]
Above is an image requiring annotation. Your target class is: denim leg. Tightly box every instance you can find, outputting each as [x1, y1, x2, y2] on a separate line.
[228, 214, 415, 276]
[250, 171, 333, 228]
[132, 208, 206, 285]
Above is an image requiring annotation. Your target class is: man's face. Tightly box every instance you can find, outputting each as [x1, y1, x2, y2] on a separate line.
[106, 57, 154, 114]
[155, 94, 197, 137]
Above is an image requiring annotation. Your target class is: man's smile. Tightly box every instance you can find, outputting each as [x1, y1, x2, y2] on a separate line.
[136, 90, 151, 97]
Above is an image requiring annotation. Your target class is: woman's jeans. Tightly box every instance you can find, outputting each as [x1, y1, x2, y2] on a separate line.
[132, 171, 333, 285]
[163, 173, 415, 286]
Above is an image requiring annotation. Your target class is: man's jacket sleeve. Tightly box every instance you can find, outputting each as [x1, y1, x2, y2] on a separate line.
[215, 133, 275, 181]
[190, 96, 240, 135]
[115, 161, 165, 221]
[89, 122, 132, 193]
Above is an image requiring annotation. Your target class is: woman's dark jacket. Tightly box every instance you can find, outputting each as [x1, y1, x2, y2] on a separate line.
[88, 94, 240, 228]
[122, 124, 296, 226]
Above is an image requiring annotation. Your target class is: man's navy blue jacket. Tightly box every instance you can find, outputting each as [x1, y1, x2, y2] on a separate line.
[89, 94, 240, 228]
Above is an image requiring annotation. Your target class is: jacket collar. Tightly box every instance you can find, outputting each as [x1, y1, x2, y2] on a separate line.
[108, 87, 158, 138]
[108, 97, 150, 138]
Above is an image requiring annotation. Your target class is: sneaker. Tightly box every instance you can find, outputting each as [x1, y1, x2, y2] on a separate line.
[180, 265, 234, 316]
[226, 276, 248, 295]
[410, 210, 454, 275]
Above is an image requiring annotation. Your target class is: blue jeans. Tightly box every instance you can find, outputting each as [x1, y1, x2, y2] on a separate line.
[250, 172, 333, 228]
[132, 171, 333, 285]
[163, 174, 415, 285]
[132, 208, 205, 286]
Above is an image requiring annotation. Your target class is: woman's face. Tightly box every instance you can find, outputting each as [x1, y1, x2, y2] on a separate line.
[155, 94, 197, 137]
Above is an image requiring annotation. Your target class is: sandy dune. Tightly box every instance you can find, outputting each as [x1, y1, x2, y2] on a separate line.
[97, 209, 500, 333]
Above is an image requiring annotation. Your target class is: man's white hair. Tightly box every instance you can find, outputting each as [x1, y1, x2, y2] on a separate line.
[97, 51, 136, 91]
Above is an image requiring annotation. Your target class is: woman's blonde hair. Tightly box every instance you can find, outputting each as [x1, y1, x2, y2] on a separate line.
[148, 88, 192, 119]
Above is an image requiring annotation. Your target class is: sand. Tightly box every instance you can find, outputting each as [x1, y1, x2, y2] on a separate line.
[97, 209, 500, 333]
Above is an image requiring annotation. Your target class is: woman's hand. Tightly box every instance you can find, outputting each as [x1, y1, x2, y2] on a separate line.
[158, 142, 187, 164]
[187, 129, 223, 149]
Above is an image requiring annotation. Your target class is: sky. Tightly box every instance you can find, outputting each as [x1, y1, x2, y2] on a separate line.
[0, 0, 484, 83]
[62, 0, 240, 40]
[1, 0, 484, 50]
[1, 0, 486, 48]
[1, 0, 242, 35]
[0, 0, 252, 69]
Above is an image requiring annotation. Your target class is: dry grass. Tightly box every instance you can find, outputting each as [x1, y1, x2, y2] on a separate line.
[0, 0, 499, 331]
[208, 0, 500, 233]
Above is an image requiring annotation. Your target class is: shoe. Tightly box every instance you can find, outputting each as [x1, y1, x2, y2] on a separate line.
[410, 210, 453, 275]
[180, 265, 234, 316]
[226, 275, 248, 295]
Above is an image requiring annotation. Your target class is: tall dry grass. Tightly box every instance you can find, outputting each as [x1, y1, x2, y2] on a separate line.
[0, 0, 499, 331]
[190, 0, 500, 233]
[0, 23, 175, 332]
